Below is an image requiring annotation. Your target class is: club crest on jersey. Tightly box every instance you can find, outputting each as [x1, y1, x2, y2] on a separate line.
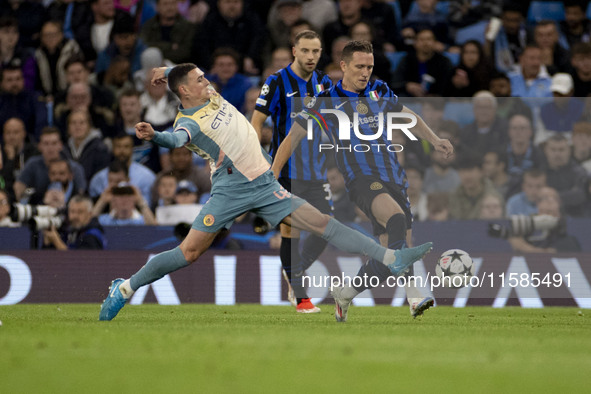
[261, 84, 270, 95]
[370, 182, 383, 191]
[369, 91, 380, 101]
[203, 214, 215, 226]
[356, 103, 369, 114]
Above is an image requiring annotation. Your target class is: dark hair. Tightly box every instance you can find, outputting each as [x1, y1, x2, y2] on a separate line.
[484, 150, 508, 169]
[294, 30, 321, 45]
[48, 158, 72, 173]
[341, 40, 373, 62]
[502, 3, 526, 17]
[212, 47, 241, 66]
[119, 87, 141, 100]
[571, 42, 591, 57]
[113, 132, 134, 143]
[535, 20, 558, 30]
[111, 185, 135, 196]
[563, 0, 586, 12]
[489, 71, 510, 82]
[292, 19, 312, 30]
[0, 16, 18, 30]
[64, 54, 87, 72]
[108, 159, 129, 177]
[39, 126, 62, 139]
[523, 168, 546, 180]
[168, 63, 197, 97]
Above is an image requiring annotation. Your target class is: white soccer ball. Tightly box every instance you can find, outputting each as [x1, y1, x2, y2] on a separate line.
[435, 249, 474, 288]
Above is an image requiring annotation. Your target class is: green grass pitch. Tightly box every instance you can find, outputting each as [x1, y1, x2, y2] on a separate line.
[0, 304, 589, 393]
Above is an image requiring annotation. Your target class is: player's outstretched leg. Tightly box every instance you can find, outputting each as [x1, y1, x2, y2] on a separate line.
[99, 246, 193, 321]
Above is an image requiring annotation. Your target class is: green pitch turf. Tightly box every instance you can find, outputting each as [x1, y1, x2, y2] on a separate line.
[0, 304, 589, 394]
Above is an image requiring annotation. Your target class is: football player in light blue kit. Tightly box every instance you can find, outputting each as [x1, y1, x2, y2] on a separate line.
[99, 63, 433, 321]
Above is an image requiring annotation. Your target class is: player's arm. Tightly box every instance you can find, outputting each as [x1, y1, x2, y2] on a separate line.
[250, 110, 268, 143]
[270, 122, 307, 179]
[136, 121, 193, 148]
[401, 105, 454, 158]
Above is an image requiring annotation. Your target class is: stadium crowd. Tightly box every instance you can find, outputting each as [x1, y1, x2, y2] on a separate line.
[0, 0, 590, 252]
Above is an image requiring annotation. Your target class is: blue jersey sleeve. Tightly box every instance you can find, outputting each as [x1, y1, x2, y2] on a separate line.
[254, 74, 280, 116]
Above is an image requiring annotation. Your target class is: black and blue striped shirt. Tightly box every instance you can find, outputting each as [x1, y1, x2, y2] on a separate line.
[297, 79, 408, 190]
[255, 64, 332, 181]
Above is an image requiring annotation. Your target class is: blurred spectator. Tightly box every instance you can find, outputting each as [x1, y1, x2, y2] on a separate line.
[269, 0, 337, 36]
[446, 40, 492, 97]
[152, 146, 211, 203]
[140, 0, 195, 64]
[402, 0, 450, 50]
[406, 164, 428, 221]
[74, 0, 117, 67]
[0, 0, 47, 48]
[89, 133, 156, 205]
[423, 141, 460, 195]
[42, 194, 106, 250]
[426, 191, 449, 221]
[14, 127, 86, 204]
[194, 0, 266, 74]
[448, 0, 502, 28]
[91, 158, 129, 214]
[449, 153, 502, 220]
[392, 28, 453, 97]
[349, 21, 391, 81]
[323, 0, 363, 54]
[55, 55, 115, 111]
[34, 20, 81, 100]
[42, 158, 76, 209]
[98, 182, 156, 225]
[420, 97, 445, 133]
[267, 0, 304, 51]
[140, 68, 179, 130]
[243, 86, 262, 120]
[0, 64, 46, 140]
[485, 4, 529, 74]
[569, 42, 591, 97]
[329, 36, 349, 66]
[459, 91, 508, 155]
[571, 121, 591, 172]
[133, 46, 174, 92]
[482, 150, 509, 198]
[206, 48, 253, 111]
[0, 189, 18, 227]
[488, 71, 532, 120]
[508, 45, 552, 99]
[506, 114, 543, 181]
[0, 117, 37, 197]
[64, 109, 110, 182]
[151, 172, 176, 211]
[506, 168, 546, 216]
[268, 46, 292, 73]
[289, 19, 313, 47]
[99, 55, 135, 98]
[115, 88, 161, 172]
[534, 20, 570, 75]
[360, 0, 399, 52]
[560, 0, 591, 49]
[537, 73, 584, 145]
[542, 134, 588, 217]
[0, 16, 36, 91]
[324, 62, 343, 85]
[506, 186, 581, 253]
[478, 193, 504, 220]
[95, 12, 147, 76]
[179, 0, 210, 25]
[326, 165, 357, 222]
[54, 81, 116, 140]
[173, 179, 198, 204]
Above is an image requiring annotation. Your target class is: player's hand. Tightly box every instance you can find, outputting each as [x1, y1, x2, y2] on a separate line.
[135, 122, 155, 141]
[433, 138, 454, 158]
[151, 67, 168, 86]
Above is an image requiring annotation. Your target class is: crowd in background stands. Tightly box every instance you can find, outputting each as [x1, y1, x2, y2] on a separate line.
[0, 0, 591, 248]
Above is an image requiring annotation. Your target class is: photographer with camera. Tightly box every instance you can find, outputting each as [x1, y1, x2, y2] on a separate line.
[42, 195, 105, 250]
[489, 186, 581, 253]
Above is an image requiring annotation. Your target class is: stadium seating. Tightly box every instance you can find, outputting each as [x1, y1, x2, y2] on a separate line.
[443, 51, 460, 66]
[388, 1, 403, 34]
[527, 1, 565, 24]
[386, 51, 407, 73]
[443, 100, 474, 126]
[454, 20, 488, 45]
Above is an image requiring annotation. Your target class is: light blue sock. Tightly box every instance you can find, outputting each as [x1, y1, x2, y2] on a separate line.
[130, 247, 189, 291]
[321, 218, 387, 262]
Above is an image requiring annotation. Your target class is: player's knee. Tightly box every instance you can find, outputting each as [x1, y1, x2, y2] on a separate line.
[313, 214, 331, 233]
[179, 244, 202, 264]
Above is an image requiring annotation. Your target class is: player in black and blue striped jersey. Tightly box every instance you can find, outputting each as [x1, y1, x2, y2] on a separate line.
[272, 40, 454, 322]
[251, 30, 333, 314]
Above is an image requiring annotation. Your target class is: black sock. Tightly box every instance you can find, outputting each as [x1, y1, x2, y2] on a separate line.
[280, 237, 308, 299]
[300, 234, 328, 271]
[387, 213, 413, 276]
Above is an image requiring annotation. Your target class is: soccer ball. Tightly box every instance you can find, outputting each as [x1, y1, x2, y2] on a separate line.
[435, 249, 474, 288]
